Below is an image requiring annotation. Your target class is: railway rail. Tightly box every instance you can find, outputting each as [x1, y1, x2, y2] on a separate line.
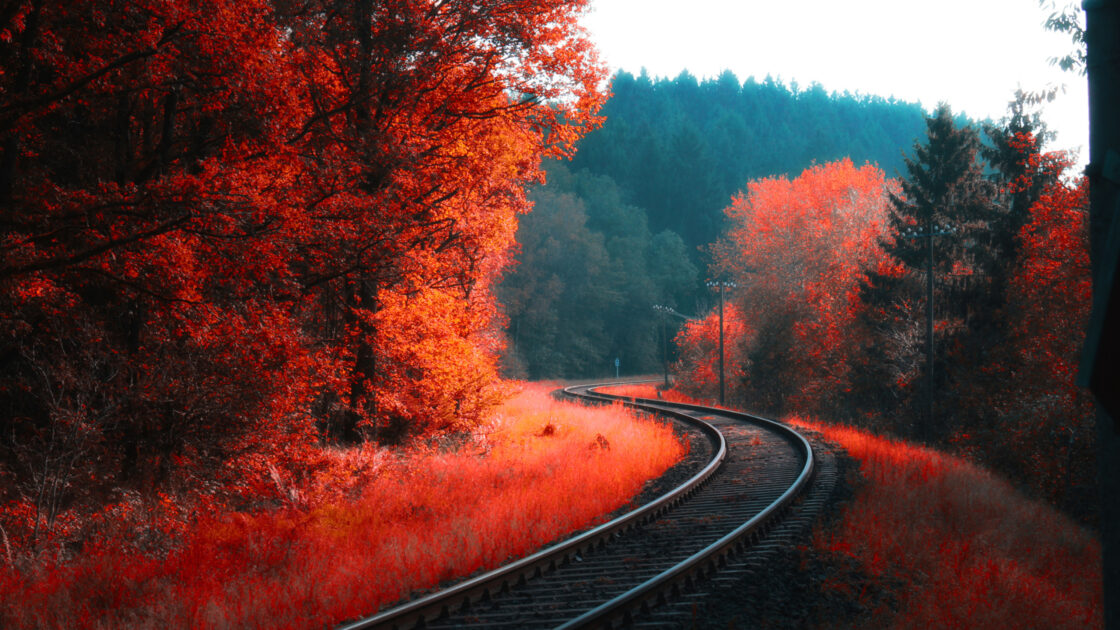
[339, 382, 818, 629]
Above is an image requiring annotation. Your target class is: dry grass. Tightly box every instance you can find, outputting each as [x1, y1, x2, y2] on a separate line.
[0, 383, 686, 629]
[792, 417, 1101, 629]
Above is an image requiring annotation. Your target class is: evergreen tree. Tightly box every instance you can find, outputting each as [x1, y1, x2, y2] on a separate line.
[983, 90, 1058, 270]
[856, 105, 999, 441]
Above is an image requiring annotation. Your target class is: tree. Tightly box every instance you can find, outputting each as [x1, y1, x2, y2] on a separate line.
[500, 186, 617, 378]
[278, 0, 606, 440]
[0, 0, 322, 536]
[706, 159, 896, 416]
[499, 163, 696, 379]
[0, 0, 607, 550]
[994, 151, 1093, 512]
[673, 305, 748, 403]
[856, 105, 1000, 441]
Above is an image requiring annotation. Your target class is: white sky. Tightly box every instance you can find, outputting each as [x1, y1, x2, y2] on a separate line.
[581, 0, 1087, 166]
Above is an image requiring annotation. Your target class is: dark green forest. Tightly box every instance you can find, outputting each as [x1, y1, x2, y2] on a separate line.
[499, 70, 929, 379]
[573, 70, 930, 249]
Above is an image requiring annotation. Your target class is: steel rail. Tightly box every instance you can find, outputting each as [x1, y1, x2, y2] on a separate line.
[338, 390, 726, 630]
[338, 381, 815, 630]
[555, 385, 816, 628]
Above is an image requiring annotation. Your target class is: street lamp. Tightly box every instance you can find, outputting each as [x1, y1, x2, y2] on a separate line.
[705, 280, 737, 406]
[653, 304, 698, 389]
[652, 304, 672, 388]
[903, 220, 956, 442]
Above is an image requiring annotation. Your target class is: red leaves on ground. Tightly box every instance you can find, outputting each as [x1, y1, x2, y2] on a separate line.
[0, 385, 685, 629]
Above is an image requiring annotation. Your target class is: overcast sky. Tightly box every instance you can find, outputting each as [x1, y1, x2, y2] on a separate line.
[581, 0, 1087, 165]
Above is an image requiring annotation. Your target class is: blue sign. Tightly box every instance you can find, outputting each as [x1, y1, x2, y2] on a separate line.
[614, 357, 620, 367]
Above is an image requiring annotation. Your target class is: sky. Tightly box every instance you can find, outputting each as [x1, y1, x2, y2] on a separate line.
[581, 0, 1088, 166]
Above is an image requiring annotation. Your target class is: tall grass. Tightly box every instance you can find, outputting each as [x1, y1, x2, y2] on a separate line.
[792, 417, 1101, 629]
[0, 383, 686, 629]
[595, 383, 707, 405]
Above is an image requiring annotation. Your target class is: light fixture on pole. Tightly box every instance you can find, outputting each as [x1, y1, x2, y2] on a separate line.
[903, 220, 955, 442]
[652, 304, 672, 388]
[705, 280, 737, 406]
[653, 305, 698, 390]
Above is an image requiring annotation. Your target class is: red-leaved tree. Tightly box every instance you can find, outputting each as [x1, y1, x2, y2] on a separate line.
[954, 147, 1095, 512]
[673, 304, 748, 403]
[0, 0, 605, 554]
[705, 159, 897, 415]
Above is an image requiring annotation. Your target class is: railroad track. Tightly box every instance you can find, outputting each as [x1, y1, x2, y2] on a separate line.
[340, 382, 819, 629]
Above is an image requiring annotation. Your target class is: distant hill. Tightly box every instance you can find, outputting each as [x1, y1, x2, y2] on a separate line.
[568, 69, 930, 252]
[500, 70, 931, 379]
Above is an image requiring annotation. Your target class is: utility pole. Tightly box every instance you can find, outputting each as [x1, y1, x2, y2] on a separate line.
[652, 305, 671, 388]
[705, 281, 736, 406]
[653, 304, 698, 390]
[903, 221, 954, 442]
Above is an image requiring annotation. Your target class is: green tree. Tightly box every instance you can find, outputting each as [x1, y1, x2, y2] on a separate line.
[499, 164, 696, 378]
[856, 105, 1000, 441]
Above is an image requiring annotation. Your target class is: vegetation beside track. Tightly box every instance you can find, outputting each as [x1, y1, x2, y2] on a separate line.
[0, 383, 685, 630]
[791, 417, 1100, 629]
[599, 383, 1101, 628]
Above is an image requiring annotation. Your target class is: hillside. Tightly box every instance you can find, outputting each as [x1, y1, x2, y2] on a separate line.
[500, 71, 930, 379]
[571, 70, 929, 250]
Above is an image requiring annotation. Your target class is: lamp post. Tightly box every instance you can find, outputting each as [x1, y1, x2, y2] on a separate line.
[652, 305, 671, 388]
[705, 280, 737, 406]
[653, 305, 698, 389]
[903, 220, 955, 442]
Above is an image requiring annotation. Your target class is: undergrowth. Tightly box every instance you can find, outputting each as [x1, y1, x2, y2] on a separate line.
[0, 383, 686, 629]
[595, 382, 707, 405]
[791, 417, 1101, 629]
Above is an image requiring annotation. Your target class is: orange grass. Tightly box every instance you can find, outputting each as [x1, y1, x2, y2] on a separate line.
[0, 383, 686, 629]
[791, 417, 1101, 629]
[595, 382, 707, 405]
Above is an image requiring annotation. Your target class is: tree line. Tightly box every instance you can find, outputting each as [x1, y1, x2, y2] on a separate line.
[501, 71, 929, 380]
[677, 100, 1094, 520]
[572, 70, 930, 250]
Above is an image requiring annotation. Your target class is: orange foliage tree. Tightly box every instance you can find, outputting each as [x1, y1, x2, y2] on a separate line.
[702, 159, 897, 415]
[672, 304, 748, 403]
[0, 0, 605, 554]
[278, 0, 606, 441]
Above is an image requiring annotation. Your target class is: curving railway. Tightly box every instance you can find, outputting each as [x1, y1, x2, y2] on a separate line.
[339, 382, 833, 629]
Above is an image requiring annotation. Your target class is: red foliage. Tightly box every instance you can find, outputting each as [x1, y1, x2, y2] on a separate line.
[672, 304, 749, 402]
[794, 417, 1101, 629]
[595, 383, 707, 405]
[952, 149, 1095, 507]
[0, 0, 606, 561]
[1010, 153, 1089, 391]
[701, 159, 896, 413]
[0, 384, 685, 629]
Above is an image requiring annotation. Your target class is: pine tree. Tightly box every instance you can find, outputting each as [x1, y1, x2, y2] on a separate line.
[857, 104, 999, 442]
